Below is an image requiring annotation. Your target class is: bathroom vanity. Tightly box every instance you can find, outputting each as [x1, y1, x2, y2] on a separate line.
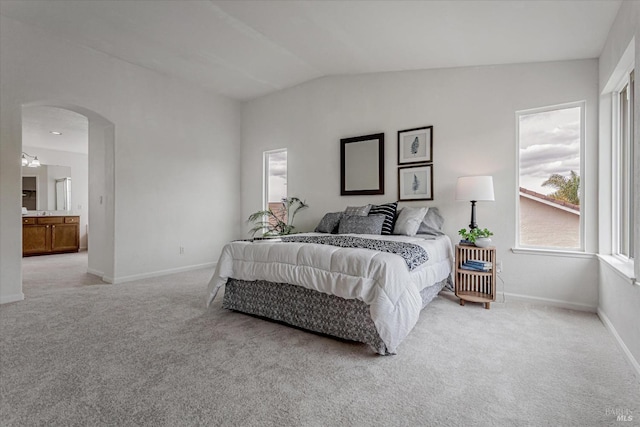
[22, 215, 80, 256]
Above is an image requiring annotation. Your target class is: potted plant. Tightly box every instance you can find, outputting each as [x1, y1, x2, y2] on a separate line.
[248, 196, 309, 237]
[458, 227, 494, 247]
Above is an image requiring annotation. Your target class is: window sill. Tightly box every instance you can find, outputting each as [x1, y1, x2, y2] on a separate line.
[597, 254, 636, 285]
[511, 247, 594, 259]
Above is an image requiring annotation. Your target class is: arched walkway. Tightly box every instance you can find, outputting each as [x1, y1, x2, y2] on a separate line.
[20, 101, 116, 291]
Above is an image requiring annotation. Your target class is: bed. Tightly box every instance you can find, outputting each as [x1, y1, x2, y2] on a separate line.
[206, 232, 454, 355]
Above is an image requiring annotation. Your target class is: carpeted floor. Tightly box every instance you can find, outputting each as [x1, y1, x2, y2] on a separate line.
[1, 252, 639, 426]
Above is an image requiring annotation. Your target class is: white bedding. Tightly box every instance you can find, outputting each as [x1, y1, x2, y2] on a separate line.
[206, 233, 453, 353]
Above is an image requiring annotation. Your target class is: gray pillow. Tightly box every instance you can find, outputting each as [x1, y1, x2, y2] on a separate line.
[338, 214, 385, 235]
[393, 206, 428, 236]
[344, 205, 371, 216]
[417, 207, 445, 236]
[314, 212, 343, 234]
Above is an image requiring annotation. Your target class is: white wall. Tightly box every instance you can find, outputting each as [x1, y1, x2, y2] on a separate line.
[22, 146, 89, 249]
[597, 0, 640, 376]
[242, 59, 599, 309]
[0, 15, 242, 302]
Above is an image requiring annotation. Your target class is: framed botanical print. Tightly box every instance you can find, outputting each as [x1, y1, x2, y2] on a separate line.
[398, 164, 433, 201]
[397, 126, 433, 165]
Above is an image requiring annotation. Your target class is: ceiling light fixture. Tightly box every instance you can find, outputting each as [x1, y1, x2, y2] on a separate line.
[50, 131, 62, 135]
[21, 152, 41, 168]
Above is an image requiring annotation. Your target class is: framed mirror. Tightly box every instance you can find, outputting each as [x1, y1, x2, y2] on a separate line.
[22, 164, 72, 211]
[340, 133, 385, 196]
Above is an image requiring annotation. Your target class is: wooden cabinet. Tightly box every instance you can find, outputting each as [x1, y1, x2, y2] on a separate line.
[455, 245, 496, 309]
[23, 216, 79, 256]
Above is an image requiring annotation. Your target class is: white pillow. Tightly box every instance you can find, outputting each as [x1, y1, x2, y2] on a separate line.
[417, 207, 445, 236]
[393, 206, 428, 236]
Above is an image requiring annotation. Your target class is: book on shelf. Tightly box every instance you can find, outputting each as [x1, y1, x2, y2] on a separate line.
[460, 263, 491, 272]
[465, 259, 492, 269]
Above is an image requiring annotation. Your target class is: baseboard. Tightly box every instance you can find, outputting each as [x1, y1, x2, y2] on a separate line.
[0, 292, 25, 304]
[598, 308, 640, 381]
[86, 268, 113, 284]
[110, 262, 216, 284]
[503, 292, 597, 312]
[87, 268, 104, 277]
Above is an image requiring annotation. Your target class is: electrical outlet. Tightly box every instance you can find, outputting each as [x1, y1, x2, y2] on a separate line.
[496, 260, 503, 273]
[179, 246, 185, 255]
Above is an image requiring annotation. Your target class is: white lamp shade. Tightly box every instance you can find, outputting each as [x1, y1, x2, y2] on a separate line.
[455, 176, 495, 201]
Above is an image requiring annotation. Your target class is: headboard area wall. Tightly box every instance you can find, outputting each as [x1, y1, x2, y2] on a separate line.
[240, 59, 599, 309]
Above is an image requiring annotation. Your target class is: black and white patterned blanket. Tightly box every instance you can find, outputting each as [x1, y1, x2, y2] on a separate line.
[280, 235, 429, 271]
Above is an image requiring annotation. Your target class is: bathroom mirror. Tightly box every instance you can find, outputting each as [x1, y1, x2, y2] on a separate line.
[340, 133, 385, 196]
[22, 164, 72, 211]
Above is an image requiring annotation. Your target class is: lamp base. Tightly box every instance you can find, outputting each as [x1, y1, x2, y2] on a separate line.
[469, 200, 478, 229]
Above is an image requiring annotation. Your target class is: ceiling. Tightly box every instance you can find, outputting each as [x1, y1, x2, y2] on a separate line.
[22, 107, 88, 155]
[1, 0, 622, 102]
[7, 1, 620, 155]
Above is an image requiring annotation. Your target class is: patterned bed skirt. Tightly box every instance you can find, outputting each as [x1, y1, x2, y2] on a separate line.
[222, 277, 450, 355]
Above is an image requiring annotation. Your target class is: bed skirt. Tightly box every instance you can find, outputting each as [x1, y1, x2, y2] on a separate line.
[222, 277, 450, 355]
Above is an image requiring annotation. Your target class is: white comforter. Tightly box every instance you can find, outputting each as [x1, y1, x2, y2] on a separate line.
[206, 233, 453, 353]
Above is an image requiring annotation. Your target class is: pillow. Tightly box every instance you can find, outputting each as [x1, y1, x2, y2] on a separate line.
[344, 205, 371, 216]
[368, 202, 398, 235]
[338, 214, 385, 235]
[314, 212, 343, 234]
[417, 207, 445, 236]
[393, 207, 428, 236]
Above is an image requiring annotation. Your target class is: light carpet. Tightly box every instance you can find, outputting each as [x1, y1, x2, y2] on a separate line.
[1, 253, 638, 426]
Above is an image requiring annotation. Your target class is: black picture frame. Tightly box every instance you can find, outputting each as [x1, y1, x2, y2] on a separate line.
[397, 126, 433, 165]
[398, 164, 433, 201]
[340, 133, 385, 196]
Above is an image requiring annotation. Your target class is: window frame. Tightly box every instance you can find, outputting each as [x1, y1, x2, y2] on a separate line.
[611, 69, 635, 261]
[515, 101, 586, 253]
[263, 148, 288, 212]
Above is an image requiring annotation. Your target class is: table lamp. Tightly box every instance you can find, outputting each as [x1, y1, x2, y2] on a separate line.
[455, 176, 495, 229]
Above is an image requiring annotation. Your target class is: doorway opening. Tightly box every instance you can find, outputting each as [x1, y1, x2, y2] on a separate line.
[21, 106, 90, 293]
[20, 102, 116, 295]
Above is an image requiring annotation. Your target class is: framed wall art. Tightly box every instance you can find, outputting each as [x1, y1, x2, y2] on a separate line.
[340, 132, 385, 196]
[397, 126, 433, 165]
[398, 164, 433, 201]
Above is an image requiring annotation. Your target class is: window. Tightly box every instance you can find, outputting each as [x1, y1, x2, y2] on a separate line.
[517, 103, 584, 250]
[264, 149, 287, 222]
[614, 70, 635, 259]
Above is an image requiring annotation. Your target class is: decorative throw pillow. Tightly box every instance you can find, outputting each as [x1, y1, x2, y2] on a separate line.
[368, 202, 398, 235]
[417, 207, 445, 236]
[314, 212, 343, 234]
[393, 206, 428, 236]
[344, 204, 371, 216]
[338, 214, 385, 235]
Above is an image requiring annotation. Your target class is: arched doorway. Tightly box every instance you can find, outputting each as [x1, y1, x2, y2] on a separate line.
[20, 101, 116, 288]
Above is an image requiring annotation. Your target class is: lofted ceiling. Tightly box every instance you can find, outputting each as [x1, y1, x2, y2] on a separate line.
[0, 0, 622, 102]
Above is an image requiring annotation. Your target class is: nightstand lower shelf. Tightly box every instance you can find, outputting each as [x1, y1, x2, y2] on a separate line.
[456, 291, 493, 309]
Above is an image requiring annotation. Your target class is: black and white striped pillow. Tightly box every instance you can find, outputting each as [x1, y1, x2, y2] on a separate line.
[369, 202, 398, 235]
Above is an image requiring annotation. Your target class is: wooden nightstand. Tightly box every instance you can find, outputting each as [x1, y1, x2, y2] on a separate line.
[455, 244, 496, 309]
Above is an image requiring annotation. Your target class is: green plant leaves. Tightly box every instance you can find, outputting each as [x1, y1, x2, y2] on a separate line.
[247, 197, 309, 237]
[458, 227, 493, 243]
